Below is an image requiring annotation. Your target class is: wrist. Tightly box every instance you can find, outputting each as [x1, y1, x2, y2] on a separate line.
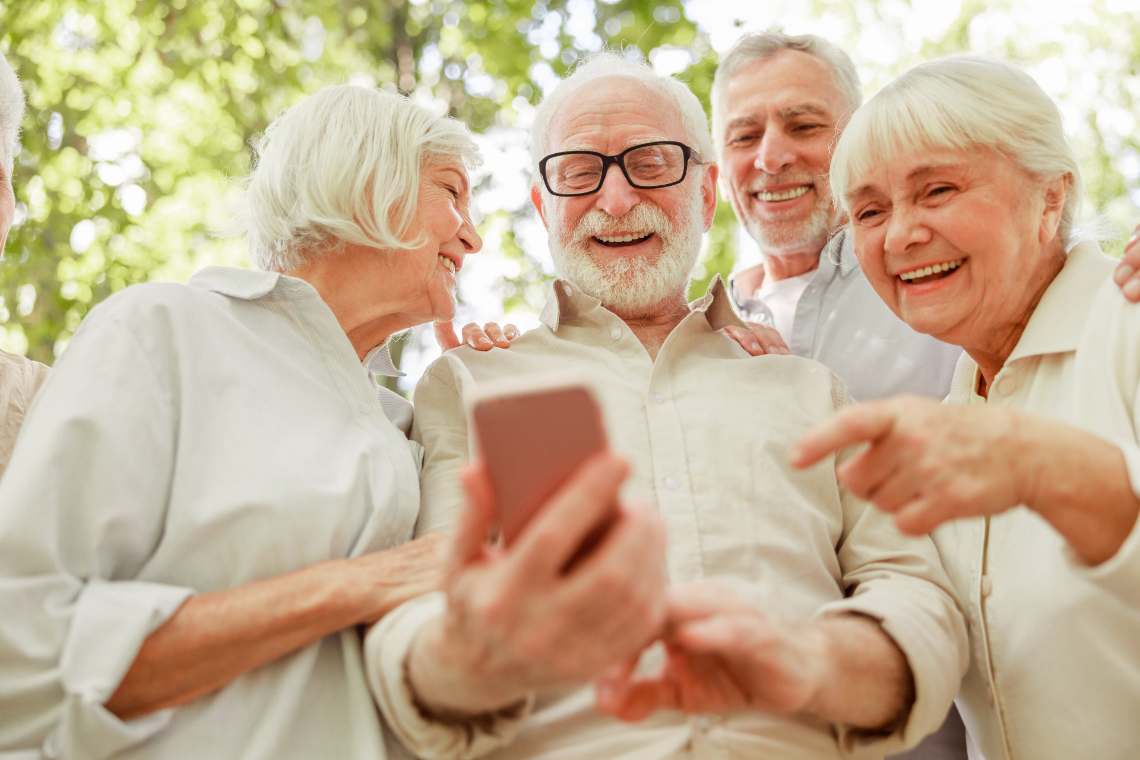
[407, 616, 529, 718]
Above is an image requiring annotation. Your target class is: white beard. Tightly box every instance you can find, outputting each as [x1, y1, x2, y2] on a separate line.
[549, 192, 704, 316]
[740, 172, 838, 254]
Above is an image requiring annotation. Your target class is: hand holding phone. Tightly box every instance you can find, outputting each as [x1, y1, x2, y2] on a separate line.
[470, 379, 610, 545]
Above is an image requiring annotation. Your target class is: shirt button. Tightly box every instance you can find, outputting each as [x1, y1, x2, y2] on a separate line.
[981, 576, 993, 598]
[664, 476, 680, 491]
[693, 715, 712, 731]
[609, 327, 622, 341]
[651, 391, 666, 403]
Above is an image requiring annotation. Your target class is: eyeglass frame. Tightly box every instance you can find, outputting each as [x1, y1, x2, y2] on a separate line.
[537, 140, 705, 197]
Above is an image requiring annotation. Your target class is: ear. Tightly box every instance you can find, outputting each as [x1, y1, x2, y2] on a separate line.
[700, 163, 719, 230]
[530, 183, 549, 228]
[1038, 173, 1070, 246]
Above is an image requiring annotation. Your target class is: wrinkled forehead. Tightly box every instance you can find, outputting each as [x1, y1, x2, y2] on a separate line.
[548, 76, 684, 152]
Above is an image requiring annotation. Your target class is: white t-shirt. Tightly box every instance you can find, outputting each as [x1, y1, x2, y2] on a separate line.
[753, 268, 815, 341]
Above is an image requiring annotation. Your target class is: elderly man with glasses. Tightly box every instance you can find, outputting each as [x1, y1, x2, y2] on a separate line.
[0, 53, 49, 477]
[363, 54, 966, 760]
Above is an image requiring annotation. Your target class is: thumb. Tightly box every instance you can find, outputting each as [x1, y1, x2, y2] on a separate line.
[448, 462, 497, 578]
[433, 320, 460, 351]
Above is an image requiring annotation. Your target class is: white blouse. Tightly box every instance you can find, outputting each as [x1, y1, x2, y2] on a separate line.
[935, 243, 1140, 760]
[0, 266, 421, 759]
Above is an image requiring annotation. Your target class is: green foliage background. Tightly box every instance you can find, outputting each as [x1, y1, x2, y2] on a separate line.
[1, 0, 1137, 368]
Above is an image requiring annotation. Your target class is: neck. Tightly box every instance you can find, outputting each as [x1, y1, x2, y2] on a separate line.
[287, 249, 414, 360]
[761, 246, 822, 281]
[608, 291, 690, 361]
[967, 247, 1066, 395]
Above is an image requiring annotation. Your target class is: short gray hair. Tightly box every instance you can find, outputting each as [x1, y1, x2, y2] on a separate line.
[830, 55, 1083, 248]
[0, 51, 25, 176]
[529, 52, 714, 175]
[712, 30, 861, 151]
[243, 85, 480, 272]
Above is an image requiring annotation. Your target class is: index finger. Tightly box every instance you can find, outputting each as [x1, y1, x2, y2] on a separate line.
[433, 320, 460, 351]
[789, 402, 898, 469]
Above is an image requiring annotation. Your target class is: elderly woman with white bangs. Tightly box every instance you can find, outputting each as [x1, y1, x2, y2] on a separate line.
[792, 57, 1140, 760]
[0, 85, 502, 759]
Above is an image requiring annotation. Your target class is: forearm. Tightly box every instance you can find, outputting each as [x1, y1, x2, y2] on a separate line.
[106, 558, 367, 719]
[1016, 414, 1140, 564]
[806, 615, 914, 730]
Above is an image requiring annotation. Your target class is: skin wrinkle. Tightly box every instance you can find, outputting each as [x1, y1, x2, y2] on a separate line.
[849, 146, 1066, 387]
[718, 50, 849, 280]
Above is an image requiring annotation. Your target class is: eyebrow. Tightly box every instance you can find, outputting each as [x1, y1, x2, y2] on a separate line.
[438, 167, 469, 194]
[723, 103, 833, 133]
[847, 162, 965, 201]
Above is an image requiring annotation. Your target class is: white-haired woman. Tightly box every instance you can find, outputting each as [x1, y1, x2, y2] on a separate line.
[0, 85, 513, 758]
[791, 57, 1140, 760]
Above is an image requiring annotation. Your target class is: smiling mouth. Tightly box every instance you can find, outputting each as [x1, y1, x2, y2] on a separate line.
[593, 232, 654, 248]
[753, 185, 812, 203]
[438, 254, 457, 274]
[898, 258, 964, 285]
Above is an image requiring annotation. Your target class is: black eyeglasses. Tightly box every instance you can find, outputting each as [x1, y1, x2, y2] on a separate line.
[538, 140, 703, 197]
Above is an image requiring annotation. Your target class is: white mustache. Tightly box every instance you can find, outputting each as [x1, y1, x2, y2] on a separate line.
[568, 204, 675, 247]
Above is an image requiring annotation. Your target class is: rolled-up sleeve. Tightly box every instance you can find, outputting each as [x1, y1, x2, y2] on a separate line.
[816, 471, 969, 757]
[0, 301, 194, 758]
[365, 593, 533, 760]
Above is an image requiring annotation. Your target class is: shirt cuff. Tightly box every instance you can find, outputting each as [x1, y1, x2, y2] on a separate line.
[50, 579, 193, 760]
[815, 582, 967, 758]
[364, 592, 533, 760]
[1062, 438, 1140, 605]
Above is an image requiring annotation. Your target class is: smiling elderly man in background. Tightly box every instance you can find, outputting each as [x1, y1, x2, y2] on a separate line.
[0, 52, 49, 477]
[716, 31, 961, 403]
[363, 53, 967, 760]
[713, 31, 969, 759]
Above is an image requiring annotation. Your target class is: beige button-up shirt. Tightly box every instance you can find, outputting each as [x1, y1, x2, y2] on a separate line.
[936, 242, 1140, 760]
[367, 278, 967, 760]
[0, 348, 49, 477]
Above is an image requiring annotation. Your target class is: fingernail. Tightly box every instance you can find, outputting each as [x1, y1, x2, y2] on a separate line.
[750, 341, 761, 351]
[479, 337, 491, 346]
[1114, 265, 1133, 285]
[1125, 280, 1140, 300]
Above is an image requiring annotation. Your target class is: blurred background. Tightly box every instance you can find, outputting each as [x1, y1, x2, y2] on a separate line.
[2, 0, 1138, 392]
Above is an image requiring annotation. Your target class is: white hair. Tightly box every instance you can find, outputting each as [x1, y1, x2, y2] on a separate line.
[830, 56, 1083, 248]
[712, 29, 861, 151]
[242, 85, 480, 272]
[0, 52, 25, 176]
[529, 52, 714, 173]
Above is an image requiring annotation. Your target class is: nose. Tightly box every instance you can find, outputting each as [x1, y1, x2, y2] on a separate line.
[594, 163, 639, 219]
[457, 211, 482, 255]
[883, 204, 931, 258]
[753, 128, 796, 175]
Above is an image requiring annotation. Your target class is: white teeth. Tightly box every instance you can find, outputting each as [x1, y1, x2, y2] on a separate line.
[438, 255, 456, 274]
[756, 186, 810, 202]
[899, 259, 964, 281]
[596, 233, 650, 244]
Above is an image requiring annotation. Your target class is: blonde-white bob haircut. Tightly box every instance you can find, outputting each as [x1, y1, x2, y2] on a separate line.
[529, 52, 715, 179]
[0, 51, 25, 176]
[711, 29, 861, 153]
[830, 56, 1083, 248]
[243, 85, 480, 272]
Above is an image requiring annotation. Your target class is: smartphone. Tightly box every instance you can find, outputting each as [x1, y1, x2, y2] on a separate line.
[470, 378, 609, 546]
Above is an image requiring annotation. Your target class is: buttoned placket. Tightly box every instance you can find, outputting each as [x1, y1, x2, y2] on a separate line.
[639, 314, 706, 585]
[974, 368, 1018, 760]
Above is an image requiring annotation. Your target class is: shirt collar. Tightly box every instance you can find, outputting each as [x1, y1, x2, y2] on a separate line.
[363, 343, 405, 378]
[188, 266, 284, 300]
[817, 228, 859, 278]
[539, 275, 744, 332]
[1007, 240, 1113, 363]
